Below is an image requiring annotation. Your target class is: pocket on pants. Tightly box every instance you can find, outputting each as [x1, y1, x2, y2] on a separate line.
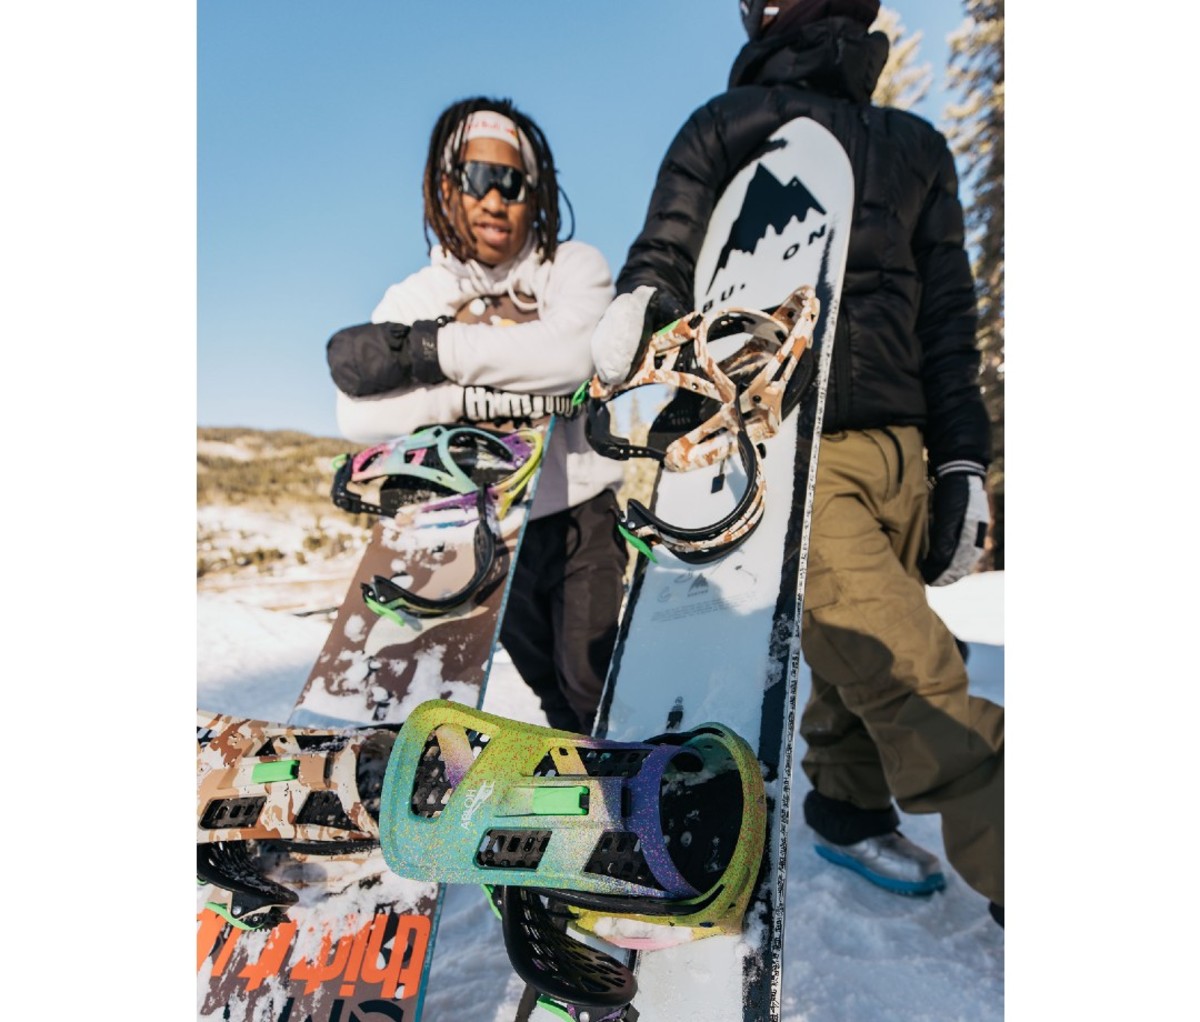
[802, 562, 839, 613]
[801, 566, 897, 688]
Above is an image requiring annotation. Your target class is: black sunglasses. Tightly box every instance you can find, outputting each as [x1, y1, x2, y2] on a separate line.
[456, 160, 528, 204]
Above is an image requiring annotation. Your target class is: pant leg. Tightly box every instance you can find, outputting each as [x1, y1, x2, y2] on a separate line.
[500, 514, 579, 731]
[800, 427, 1004, 905]
[547, 490, 628, 734]
[500, 491, 627, 734]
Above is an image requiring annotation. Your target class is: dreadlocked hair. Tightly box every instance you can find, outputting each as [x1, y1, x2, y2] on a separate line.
[422, 96, 574, 264]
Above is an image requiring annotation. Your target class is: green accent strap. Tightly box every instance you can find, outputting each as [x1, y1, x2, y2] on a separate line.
[205, 901, 263, 932]
[531, 786, 588, 816]
[535, 997, 574, 1022]
[331, 453, 348, 469]
[481, 884, 503, 922]
[654, 317, 682, 338]
[252, 760, 299, 783]
[618, 523, 657, 563]
[571, 379, 590, 407]
[363, 593, 409, 627]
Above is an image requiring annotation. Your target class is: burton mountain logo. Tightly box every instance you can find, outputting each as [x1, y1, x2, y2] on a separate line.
[706, 162, 827, 294]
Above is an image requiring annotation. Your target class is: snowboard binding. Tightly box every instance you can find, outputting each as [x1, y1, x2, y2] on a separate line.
[379, 700, 766, 940]
[359, 486, 508, 622]
[379, 700, 764, 1022]
[196, 711, 394, 929]
[331, 424, 544, 620]
[197, 702, 764, 1017]
[584, 286, 819, 562]
[501, 885, 639, 1022]
[330, 424, 542, 519]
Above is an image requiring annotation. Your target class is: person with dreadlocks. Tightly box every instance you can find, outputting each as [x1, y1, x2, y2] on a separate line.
[589, 0, 1003, 927]
[326, 97, 626, 734]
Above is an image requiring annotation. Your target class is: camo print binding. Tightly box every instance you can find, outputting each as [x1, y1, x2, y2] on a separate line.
[585, 285, 818, 562]
[196, 711, 395, 929]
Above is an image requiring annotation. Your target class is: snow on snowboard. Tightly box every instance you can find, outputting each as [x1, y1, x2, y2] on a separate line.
[514, 117, 854, 1022]
[197, 415, 551, 1021]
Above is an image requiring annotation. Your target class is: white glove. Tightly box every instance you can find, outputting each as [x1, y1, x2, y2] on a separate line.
[590, 286, 659, 389]
[920, 461, 990, 587]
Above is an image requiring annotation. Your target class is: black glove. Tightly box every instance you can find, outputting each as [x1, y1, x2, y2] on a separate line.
[919, 460, 990, 587]
[326, 319, 447, 397]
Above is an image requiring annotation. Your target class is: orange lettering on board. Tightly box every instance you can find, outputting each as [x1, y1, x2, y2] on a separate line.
[238, 921, 297, 991]
[211, 923, 243, 976]
[291, 927, 356, 995]
[338, 919, 374, 996]
[358, 914, 432, 1000]
[197, 909, 237, 973]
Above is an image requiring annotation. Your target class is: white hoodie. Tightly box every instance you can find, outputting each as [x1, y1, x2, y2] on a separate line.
[335, 239, 625, 519]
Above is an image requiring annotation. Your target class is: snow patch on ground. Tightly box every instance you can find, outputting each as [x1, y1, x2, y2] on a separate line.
[196, 570, 1004, 1021]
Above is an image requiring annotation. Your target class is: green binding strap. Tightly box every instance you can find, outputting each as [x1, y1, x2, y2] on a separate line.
[571, 379, 590, 407]
[532, 786, 589, 816]
[618, 523, 657, 563]
[204, 901, 266, 932]
[535, 998, 574, 1022]
[482, 884, 503, 922]
[655, 317, 682, 337]
[251, 760, 300, 783]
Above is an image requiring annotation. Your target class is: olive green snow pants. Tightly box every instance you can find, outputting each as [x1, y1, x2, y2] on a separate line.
[800, 426, 1004, 906]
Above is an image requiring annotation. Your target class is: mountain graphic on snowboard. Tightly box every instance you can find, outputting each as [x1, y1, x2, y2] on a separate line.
[706, 162, 827, 294]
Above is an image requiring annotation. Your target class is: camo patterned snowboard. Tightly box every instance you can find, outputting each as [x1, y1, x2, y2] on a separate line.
[197, 413, 552, 1022]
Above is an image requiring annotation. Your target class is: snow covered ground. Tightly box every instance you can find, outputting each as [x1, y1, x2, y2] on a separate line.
[196, 567, 1004, 1021]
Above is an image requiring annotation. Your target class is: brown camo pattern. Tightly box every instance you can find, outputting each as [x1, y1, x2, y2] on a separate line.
[590, 285, 818, 472]
[197, 711, 383, 844]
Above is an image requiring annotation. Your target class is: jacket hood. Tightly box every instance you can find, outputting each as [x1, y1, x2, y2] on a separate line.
[728, 16, 889, 101]
[430, 236, 542, 312]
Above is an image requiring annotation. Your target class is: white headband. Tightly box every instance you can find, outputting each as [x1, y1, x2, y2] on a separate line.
[442, 110, 539, 187]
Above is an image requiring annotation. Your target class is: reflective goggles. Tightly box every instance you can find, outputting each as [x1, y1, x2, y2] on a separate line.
[457, 160, 528, 204]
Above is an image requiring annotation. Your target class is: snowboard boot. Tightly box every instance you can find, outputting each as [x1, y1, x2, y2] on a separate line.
[804, 789, 946, 896]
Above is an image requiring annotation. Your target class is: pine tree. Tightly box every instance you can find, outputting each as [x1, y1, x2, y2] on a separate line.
[944, 0, 1005, 569]
[871, 6, 933, 111]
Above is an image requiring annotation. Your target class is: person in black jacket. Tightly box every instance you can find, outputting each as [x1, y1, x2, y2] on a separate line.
[593, 0, 1003, 924]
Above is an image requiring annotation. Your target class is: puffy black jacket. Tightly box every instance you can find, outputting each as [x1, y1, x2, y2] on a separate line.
[616, 16, 990, 470]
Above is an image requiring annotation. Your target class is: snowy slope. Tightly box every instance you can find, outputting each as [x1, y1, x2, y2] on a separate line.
[197, 569, 1004, 1021]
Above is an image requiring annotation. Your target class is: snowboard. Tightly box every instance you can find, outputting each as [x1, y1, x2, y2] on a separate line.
[197, 415, 553, 1022]
[197, 696, 770, 1021]
[516, 117, 854, 1022]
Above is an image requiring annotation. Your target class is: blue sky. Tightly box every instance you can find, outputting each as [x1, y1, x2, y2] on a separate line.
[199, 1, 970, 437]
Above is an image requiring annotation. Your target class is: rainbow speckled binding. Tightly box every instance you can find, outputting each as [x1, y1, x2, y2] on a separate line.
[378, 700, 766, 944]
